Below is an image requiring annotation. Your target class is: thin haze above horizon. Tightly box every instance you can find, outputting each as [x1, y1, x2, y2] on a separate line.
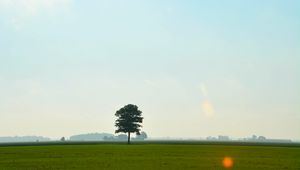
[0, 0, 299, 140]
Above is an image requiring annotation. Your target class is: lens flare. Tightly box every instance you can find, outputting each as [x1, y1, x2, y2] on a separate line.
[222, 157, 233, 168]
[200, 83, 215, 117]
[201, 100, 214, 117]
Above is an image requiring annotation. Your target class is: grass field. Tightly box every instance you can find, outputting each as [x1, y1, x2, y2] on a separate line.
[0, 142, 299, 170]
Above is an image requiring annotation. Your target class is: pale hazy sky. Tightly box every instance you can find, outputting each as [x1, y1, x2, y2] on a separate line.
[0, 0, 299, 140]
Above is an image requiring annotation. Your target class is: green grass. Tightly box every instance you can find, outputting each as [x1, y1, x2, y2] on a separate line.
[0, 143, 299, 169]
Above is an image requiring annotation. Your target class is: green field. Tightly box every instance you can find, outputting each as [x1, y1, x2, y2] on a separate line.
[0, 143, 299, 170]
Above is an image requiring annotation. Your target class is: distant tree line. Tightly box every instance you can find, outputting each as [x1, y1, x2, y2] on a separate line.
[68, 132, 147, 142]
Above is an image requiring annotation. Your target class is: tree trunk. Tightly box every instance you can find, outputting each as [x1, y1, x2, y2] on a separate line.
[127, 132, 130, 144]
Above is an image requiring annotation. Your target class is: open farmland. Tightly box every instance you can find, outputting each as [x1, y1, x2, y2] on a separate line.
[0, 142, 299, 170]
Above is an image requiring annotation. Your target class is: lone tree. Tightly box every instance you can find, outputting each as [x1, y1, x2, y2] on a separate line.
[115, 104, 143, 144]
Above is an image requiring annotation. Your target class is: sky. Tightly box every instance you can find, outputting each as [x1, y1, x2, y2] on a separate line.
[0, 0, 299, 140]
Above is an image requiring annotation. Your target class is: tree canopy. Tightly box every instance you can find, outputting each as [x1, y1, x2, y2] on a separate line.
[115, 104, 143, 144]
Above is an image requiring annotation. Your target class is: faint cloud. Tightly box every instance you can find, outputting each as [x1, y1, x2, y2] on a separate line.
[200, 83, 208, 97]
[166, 7, 173, 14]
[15, 79, 44, 96]
[0, 0, 71, 16]
[0, 0, 71, 29]
[144, 79, 159, 88]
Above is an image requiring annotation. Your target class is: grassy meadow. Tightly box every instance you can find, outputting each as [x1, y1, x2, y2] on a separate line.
[0, 143, 299, 170]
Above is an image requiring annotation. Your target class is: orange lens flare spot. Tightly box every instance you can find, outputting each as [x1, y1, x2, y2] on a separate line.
[222, 157, 233, 168]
